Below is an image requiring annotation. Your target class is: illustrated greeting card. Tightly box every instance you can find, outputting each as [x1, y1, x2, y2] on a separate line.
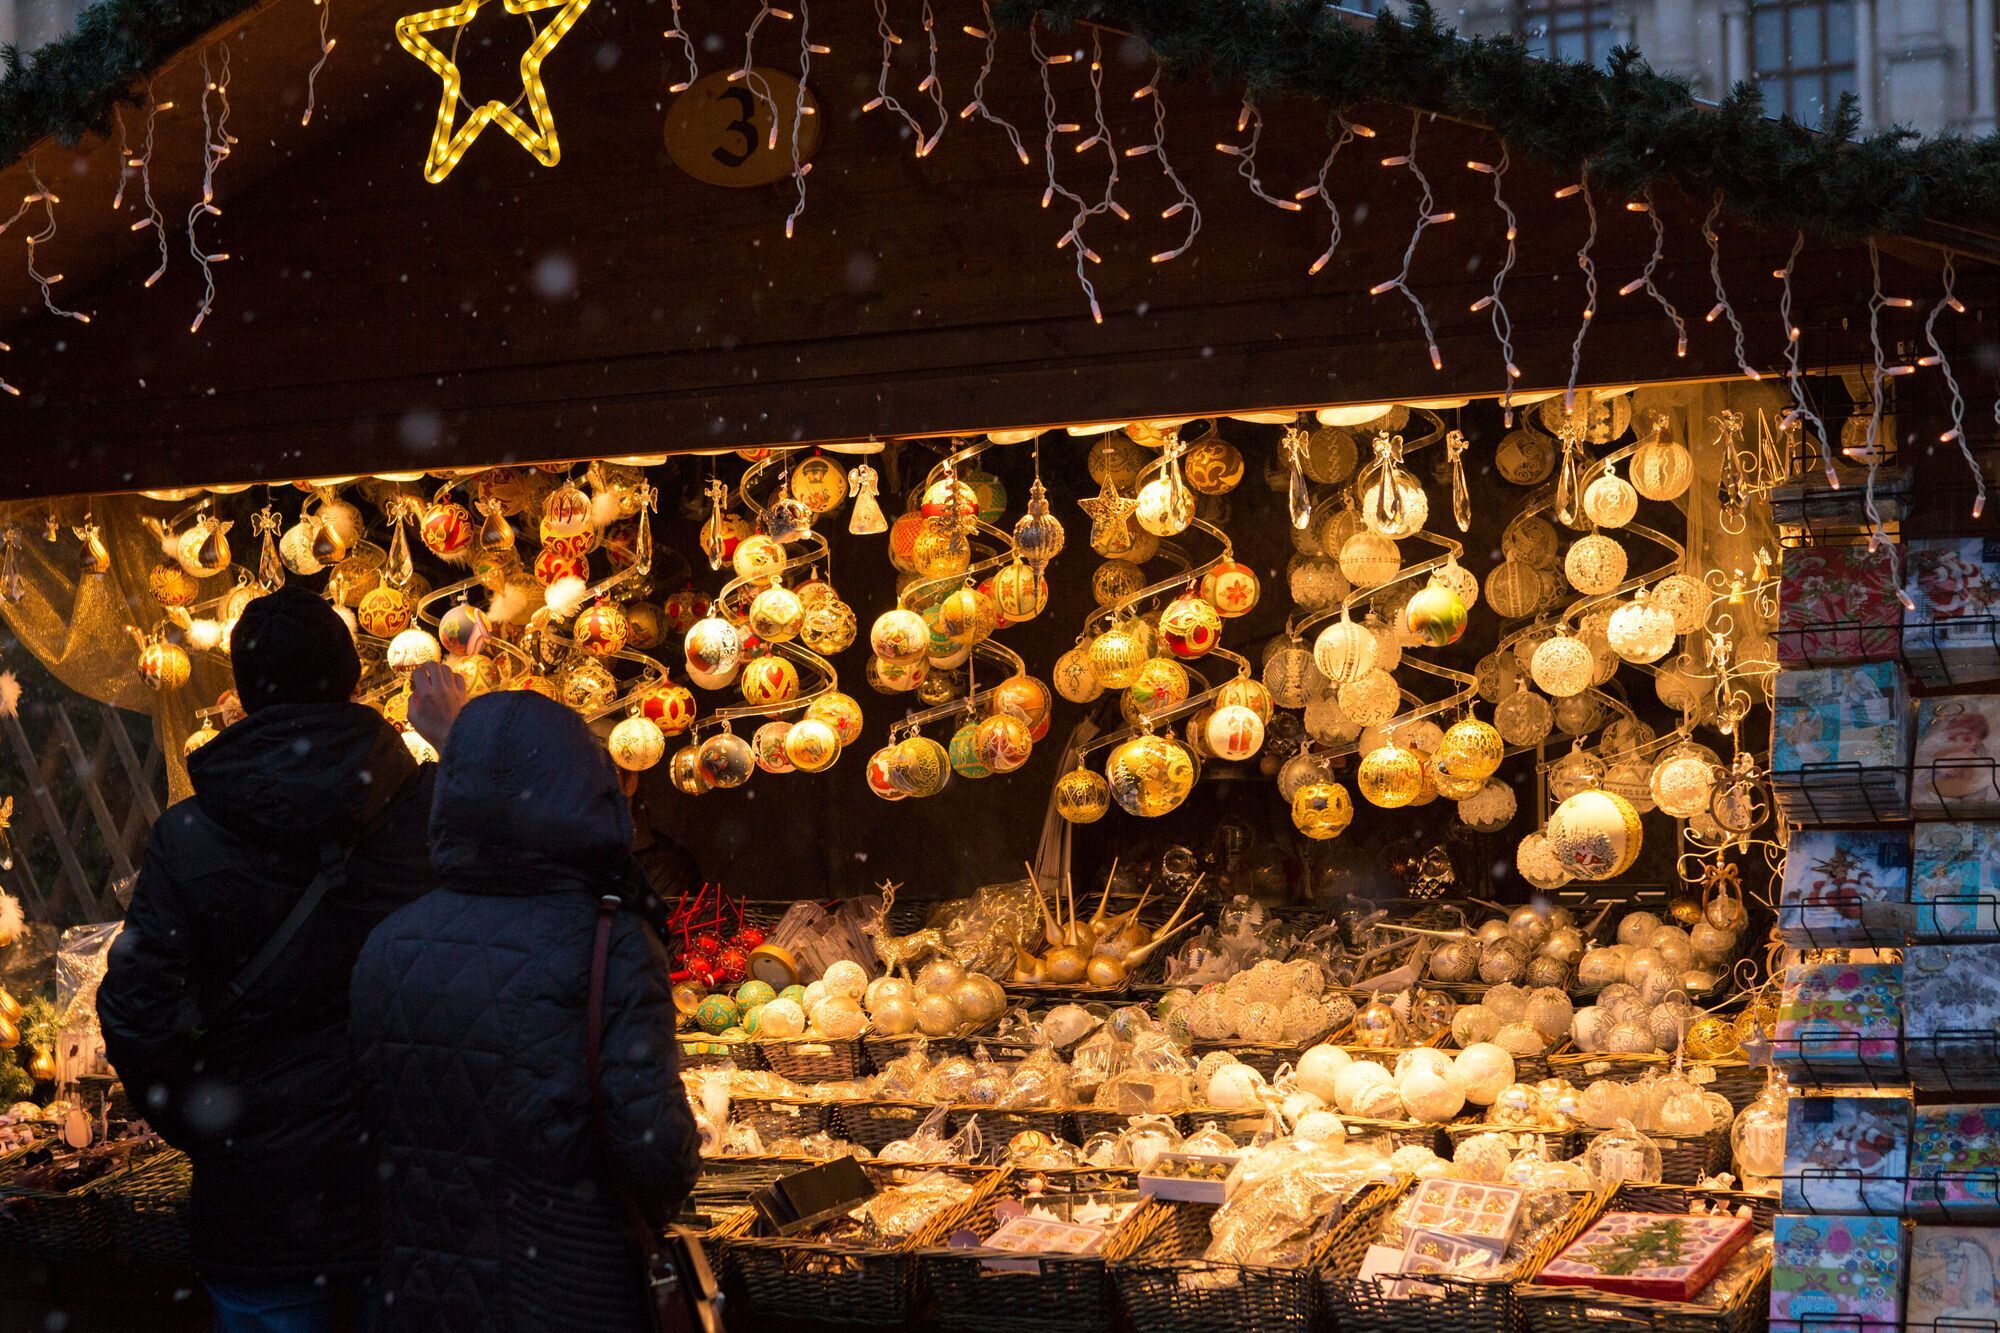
[1909, 1105, 2000, 1219]
[1536, 1210, 1752, 1302]
[1905, 538, 2000, 687]
[1914, 697, 2000, 815]
[1779, 542, 1903, 665]
[1904, 944, 2000, 1088]
[1774, 962, 1904, 1079]
[1772, 662, 1910, 773]
[1914, 824, 2000, 941]
[1781, 1095, 1910, 1215]
[1778, 830, 1911, 946]
[1907, 1225, 2000, 1327]
[1770, 1215, 1905, 1333]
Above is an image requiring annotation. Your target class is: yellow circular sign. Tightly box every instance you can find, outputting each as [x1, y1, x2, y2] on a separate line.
[664, 68, 821, 188]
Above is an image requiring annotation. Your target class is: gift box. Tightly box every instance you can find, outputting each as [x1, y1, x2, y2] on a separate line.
[1771, 662, 1911, 822]
[1781, 1095, 1910, 1215]
[1905, 538, 2000, 687]
[1773, 961, 1903, 1079]
[1770, 1214, 1905, 1333]
[1907, 1104, 2000, 1219]
[1907, 1224, 2000, 1327]
[1777, 830, 1912, 946]
[1779, 542, 1904, 665]
[1401, 1177, 1526, 1248]
[1914, 824, 2000, 941]
[1536, 1210, 1752, 1302]
[1915, 696, 2000, 815]
[1904, 944, 2000, 1089]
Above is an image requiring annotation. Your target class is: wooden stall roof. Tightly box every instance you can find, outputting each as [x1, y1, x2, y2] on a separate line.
[0, 0, 1988, 499]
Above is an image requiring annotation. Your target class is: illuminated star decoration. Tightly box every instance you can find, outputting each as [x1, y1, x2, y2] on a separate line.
[1078, 480, 1138, 552]
[394, 0, 593, 184]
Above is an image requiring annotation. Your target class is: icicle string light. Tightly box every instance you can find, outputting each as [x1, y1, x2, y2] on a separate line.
[733, 2, 785, 152]
[111, 108, 133, 212]
[1465, 146, 1518, 419]
[783, 0, 817, 238]
[135, 85, 170, 289]
[865, 0, 942, 155]
[1217, 98, 1302, 213]
[1617, 187, 1688, 358]
[1863, 240, 1914, 608]
[1297, 114, 1360, 276]
[961, 0, 1029, 165]
[0, 171, 45, 391]
[1129, 62, 1199, 263]
[188, 45, 235, 335]
[1921, 252, 1984, 518]
[1702, 196, 1760, 380]
[664, 0, 699, 93]
[1369, 110, 1446, 371]
[915, 0, 948, 155]
[1777, 232, 1837, 487]
[1561, 170, 1598, 411]
[17, 161, 90, 326]
[1031, 23, 1101, 322]
[301, 0, 336, 126]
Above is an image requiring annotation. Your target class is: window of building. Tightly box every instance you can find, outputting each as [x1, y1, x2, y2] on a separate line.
[1517, 0, 1616, 65]
[1752, 0, 1858, 124]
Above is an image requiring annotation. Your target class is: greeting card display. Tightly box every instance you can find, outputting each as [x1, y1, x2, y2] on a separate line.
[1779, 542, 1904, 665]
[1777, 830, 1911, 946]
[1907, 1225, 2000, 1327]
[1771, 662, 1911, 822]
[1773, 962, 1904, 1080]
[1914, 824, 2000, 941]
[1770, 1214, 1905, 1333]
[1536, 1210, 1752, 1302]
[1907, 1104, 2000, 1219]
[1905, 944, 2000, 1088]
[1905, 538, 2000, 687]
[1915, 696, 2000, 815]
[1781, 1095, 1910, 1215]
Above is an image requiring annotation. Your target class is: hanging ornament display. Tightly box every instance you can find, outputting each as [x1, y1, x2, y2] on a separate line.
[1582, 467, 1639, 528]
[1529, 634, 1594, 697]
[1357, 433, 1429, 538]
[1055, 767, 1112, 823]
[1104, 733, 1196, 817]
[1292, 781, 1354, 839]
[1546, 789, 1644, 880]
[1357, 742, 1424, 808]
[1565, 533, 1629, 595]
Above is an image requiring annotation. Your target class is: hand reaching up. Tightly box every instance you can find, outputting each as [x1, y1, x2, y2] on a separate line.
[408, 661, 469, 754]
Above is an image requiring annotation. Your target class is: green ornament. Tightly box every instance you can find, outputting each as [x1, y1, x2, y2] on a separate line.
[695, 994, 740, 1035]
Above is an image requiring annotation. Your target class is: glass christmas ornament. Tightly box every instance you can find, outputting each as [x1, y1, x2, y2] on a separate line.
[1313, 495, 1362, 555]
[1530, 634, 1594, 697]
[1601, 760, 1657, 813]
[1086, 434, 1144, 489]
[1278, 749, 1336, 801]
[695, 731, 755, 789]
[887, 736, 952, 797]
[1358, 742, 1424, 808]
[1367, 617, 1405, 672]
[387, 627, 443, 673]
[1476, 650, 1524, 703]
[1357, 435, 1429, 538]
[1405, 583, 1469, 647]
[761, 492, 815, 545]
[788, 455, 848, 514]
[913, 519, 972, 579]
[936, 587, 998, 646]
[1565, 533, 1629, 595]
[1458, 781, 1518, 832]
[1105, 733, 1197, 817]
[801, 598, 858, 654]
[948, 722, 991, 778]
[1485, 559, 1543, 620]
[921, 475, 979, 521]
[1607, 594, 1676, 664]
[1262, 641, 1317, 709]
[804, 691, 864, 748]
[1338, 531, 1401, 588]
[1547, 790, 1644, 880]
[1216, 676, 1273, 723]
[974, 714, 1033, 773]
[1312, 613, 1377, 685]
[747, 585, 804, 644]
[1126, 657, 1190, 716]
[1650, 746, 1719, 818]
[1517, 831, 1573, 890]
[1088, 623, 1150, 690]
[863, 747, 904, 800]
[699, 507, 752, 568]
[864, 654, 926, 695]
[1012, 477, 1065, 570]
[1630, 432, 1693, 501]
[1431, 765, 1487, 802]
[1159, 593, 1223, 659]
[1092, 558, 1146, 608]
[572, 600, 629, 657]
[1184, 437, 1245, 494]
[1206, 704, 1266, 761]
[1554, 693, 1607, 737]
[870, 608, 931, 665]
[1653, 666, 1708, 714]
[1287, 554, 1350, 613]
[1495, 688, 1554, 746]
[1134, 469, 1195, 537]
[1503, 514, 1561, 566]
[1439, 717, 1505, 781]
[1304, 695, 1359, 745]
[1200, 558, 1260, 617]
[1338, 669, 1400, 727]
[1550, 743, 1607, 800]
[988, 562, 1048, 623]
[731, 534, 787, 584]
[990, 675, 1052, 729]
[1582, 468, 1639, 528]
[1431, 558, 1480, 609]
[1052, 642, 1104, 703]
[357, 586, 414, 639]
[1300, 425, 1359, 484]
[1055, 767, 1111, 823]
[739, 654, 800, 709]
[887, 511, 925, 571]
[782, 718, 841, 773]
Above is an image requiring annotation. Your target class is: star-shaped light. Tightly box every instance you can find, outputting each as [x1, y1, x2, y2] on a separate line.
[395, 0, 592, 184]
[1078, 480, 1138, 552]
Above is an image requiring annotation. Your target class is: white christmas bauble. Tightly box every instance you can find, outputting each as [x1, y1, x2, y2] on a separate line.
[1207, 1062, 1269, 1109]
[1331, 1060, 1393, 1116]
[823, 959, 869, 1000]
[1453, 1043, 1517, 1105]
[1565, 534, 1629, 595]
[1547, 790, 1644, 880]
[1516, 831, 1573, 890]
[1530, 634, 1594, 698]
[1398, 1066, 1466, 1122]
[813, 995, 868, 1040]
[1312, 616, 1378, 685]
[1457, 781, 1517, 832]
[759, 998, 806, 1039]
[1338, 531, 1401, 588]
[1296, 1044, 1353, 1103]
[1338, 669, 1401, 727]
[1608, 596, 1676, 664]
[1394, 1047, 1457, 1081]
[1582, 471, 1639, 528]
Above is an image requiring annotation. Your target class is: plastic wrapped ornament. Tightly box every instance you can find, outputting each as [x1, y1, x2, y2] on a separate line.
[1731, 1088, 1789, 1180]
[1530, 634, 1594, 697]
[1581, 1124, 1663, 1187]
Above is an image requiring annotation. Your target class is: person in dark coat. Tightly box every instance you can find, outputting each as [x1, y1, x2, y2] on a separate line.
[98, 586, 452, 1331]
[349, 691, 701, 1333]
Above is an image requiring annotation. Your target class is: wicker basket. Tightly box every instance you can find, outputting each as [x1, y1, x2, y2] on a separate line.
[833, 1101, 939, 1154]
[1109, 1181, 1397, 1333]
[1518, 1184, 1779, 1333]
[0, 1151, 119, 1263]
[1546, 1053, 1763, 1111]
[730, 1097, 837, 1142]
[1073, 1108, 1191, 1142]
[952, 1108, 1077, 1155]
[1445, 1120, 1582, 1164]
[97, 1149, 191, 1269]
[758, 1036, 871, 1083]
[715, 1162, 1001, 1326]
[678, 1034, 763, 1070]
[1322, 1180, 1599, 1333]
[1340, 1118, 1449, 1155]
[1649, 1128, 1731, 1186]
[918, 1177, 1162, 1333]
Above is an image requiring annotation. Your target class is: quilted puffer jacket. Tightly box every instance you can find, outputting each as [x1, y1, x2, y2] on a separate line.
[351, 692, 700, 1332]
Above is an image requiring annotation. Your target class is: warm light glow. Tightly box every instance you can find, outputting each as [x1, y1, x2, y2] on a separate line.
[394, 0, 593, 184]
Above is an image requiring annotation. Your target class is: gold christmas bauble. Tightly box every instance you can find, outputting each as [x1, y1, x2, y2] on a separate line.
[990, 674, 1052, 728]
[670, 744, 711, 795]
[801, 598, 858, 654]
[889, 736, 952, 797]
[1055, 767, 1111, 823]
[912, 519, 972, 578]
[640, 684, 698, 735]
[1437, 717, 1504, 783]
[1086, 435, 1144, 488]
[1215, 676, 1273, 723]
[560, 658, 619, 713]
[783, 717, 842, 772]
[1092, 559, 1146, 608]
[574, 600, 630, 657]
[1684, 1014, 1740, 1061]
[870, 608, 931, 665]
[1158, 593, 1222, 659]
[1088, 624, 1149, 690]
[739, 654, 800, 710]
[149, 562, 201, 608]
[937, 587, 998, 646]
[1484, 559, 1544, 620]
[609, 715, 667, 771]
[1104, 733, 1196, 817]
[805, 691, 865, 746]
[357, 586, 414, 638]
[1185, 439, 1244, 494]
[790, 455, 849, 512]
[988, 561, 1048, 622]
[1357, 743, 1423, 808]
[1125, 657, 1190, 718]
[1291, 781, 1354, 839]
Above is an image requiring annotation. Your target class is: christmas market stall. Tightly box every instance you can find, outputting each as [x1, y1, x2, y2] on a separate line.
[0, 0, 1992, 1329]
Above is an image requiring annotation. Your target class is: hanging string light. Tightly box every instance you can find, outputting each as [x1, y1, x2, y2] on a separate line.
[1217, 98, 1302, 214]
[1071, 29, 1125, 223]
[188, 45, 236, 335]
[1617, 188, 1688, 360]
[1863, 239, 1916, 610]
[1702, 195, 1760, 380]
[1031, 25, 1103, 322]
[865, 0, 943, 155]
[732, 1, 788, 152]
[961, 0, 1030, 166]
[1370, 110, 1449, 372]
[1297, 113, 1364, 276]
[130, 84, 172, 289]
[1559, 168, 1598, 411]
[1777, 231, 1837, 488]
[1127, 62, 1199, 264]
[301, 0, 337, 126]
[663, 0, 699, 92]
[1466, 146, 1518, 419]
[1919, 252, 1984, 519]
[783, 0, 826, 239]
[15, 160, 90, 328]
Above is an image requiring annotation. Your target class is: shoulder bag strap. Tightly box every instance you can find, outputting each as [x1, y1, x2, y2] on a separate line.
[586, 894, 724, 1333]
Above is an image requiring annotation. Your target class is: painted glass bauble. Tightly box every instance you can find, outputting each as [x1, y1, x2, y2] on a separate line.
[357, 586, 414, 638]
[1602, 760, 1656, 812]
[937, 588, 997, 646]
[1125, 657, 1190, 717]
[965, 469, 1008, 524]
[887, 512, 926, 572]
[783, 718, 841, 772]
[1215, 676, 1273, 724]
[790, 455, 849, 512]
[761, 495, 814, 545]
[697, 731, 756, 789]
[1337, 669, 1400, 727]
[1608, 595, 1676, 664]
[1485, 559, 1543, 620]
[989, 562, 1048, 622]
[148, 562, 201, 608]
[640, 684, 697, 735]
[804, 691, 864, 747]
[732, 535, 788, 583]
[452, 654, 502, 697]
[1582, 470, 1639, 528]
[1052, 644, 1103, 703]
[1278, 749, 1336, 801]
[663, 588, 713, 634]
[541, 481, 593, 539]
[1104, 733, 1196, 817]
[685, 617, 743, 676]
[670, 745, 711, 796]
[1199, 558, 1260, 617]
[921, 477, 979, 521]
[1055, 767, 1111, 822]
[1159, 593, 1222, 658]
[1357, 743, 1424, 808]
[865, 746, 906, 800]
[609, 715, 667, 771]
[974, 713, 1033, 773]
[870, 608, 931, 665]
[1630, 436, 1693, 501]
[531, 548, 587, 588]
[747, 585, 804, 644]
[1494, 689, 1554, 746]
[560, 659, 619, 713]
[1262, 642, 1317, 709]
[137, 640, 192, 692]
[889, 736, 952, 797]
[1087, 624, 1149, 690]
[1516, 831, 1573, 889]
[739, 654, 800, 709]
[387, 628, 443, 672]
[1304, 695, 1360, 745]
[912, 519, 972, 579]
[622, 602, 665, 652]
[1300, 426, 1358, 484]
[1184, 438, 1245, 494]
[801, 599, 858, 654]
[1134, 473, 1194, 536]
[1205, 704, 1265, 761]
[947, 721, 991, 778]
[1292, 781, 1354, 839]
[1012, 501, 1066, 573]
[1337, 531, 1401, 588]
[1565, 534, 1629, 595]
[1405, 583, 1469, 647]
[573, 600, 629, 657]
[1529, 634, 1593, 698]
[1086, 435, 1144, 488]
[1547, 790, 1644, 880]
[420, 502, 473, 559]
[990, 675, 1052, 729]
[1312, 614, 1377, 685]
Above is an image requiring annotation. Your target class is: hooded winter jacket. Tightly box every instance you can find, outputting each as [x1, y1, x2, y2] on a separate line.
[350, 691, 700, 1333]
[97, 703, 437, 1279]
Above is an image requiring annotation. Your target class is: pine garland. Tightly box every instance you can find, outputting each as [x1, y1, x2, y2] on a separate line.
[0, 0, 1992, 241]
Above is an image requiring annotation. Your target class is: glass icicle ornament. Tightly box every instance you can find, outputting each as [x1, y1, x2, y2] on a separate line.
[1566, 534, 1629, 595]
[254, 505, 287, 590]
[1445, 429, 1472, 532]
[848, 463, 888, 536]
[1554, 437, 1585, 527]
[1357, 433, 1428, 538]
[1282, 426, 1313, 529]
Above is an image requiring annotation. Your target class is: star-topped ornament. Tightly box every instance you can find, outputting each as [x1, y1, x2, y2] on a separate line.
[395, 0, 593, 184]
[1078, 480, 1138, 554]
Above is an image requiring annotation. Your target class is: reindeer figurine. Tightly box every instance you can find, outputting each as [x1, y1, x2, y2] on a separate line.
[859, 880, 953, 978]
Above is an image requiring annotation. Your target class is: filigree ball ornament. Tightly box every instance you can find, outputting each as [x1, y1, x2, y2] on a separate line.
[1104, 733, 1197, 817]
[1529, 634, 1594, 698]
[1159, 593, 1223, 659]
[609, 715, 667, 771]
[1582, 470, 1639, 528]
[1287, 554, 1350, 613]
[1516, 831, 1573, 890]
[1312, 614, 1377, 685]
[1300, 425, 1359, 484]
[1650, 749, 1719, 818]
[1206, 704, 1266, 762]
[1055, 767, 1112, 823]
[1404, 583, 1469, 647]
[1438, 718, 1505, 782]
[1549, 745, 1607, 801]
[1630, 435, 1693, 501]
[1565, 534, 1629, 595]
[1485, 559, 1544, 620]
[1200, 559, 1261, 618]
[1052, 643, 1104, 704]
[1457, 781, 1518, 832]
[1494, 689, 1554, 747]
[696, 731, 756, 789]
[801, 598, 859, 655]
[889, 736, 952, 798]
[1304, 696, 1360, 745]
[1358, 742, 1425, 808]
[1262, 641, 1317, 709]
[1602, 760, 1657, 813]
[1086, 434, 1145, 488]
[1650, 573, 1709, 634]
[136, 639, 192, 692]
[1088, 624, 1150, 690]
[783, 718, 842, 773]
[1607, 595, 1676, 664]
[637, 684, 697, 737]
[1092, 558, 1146, 608]
[1215, 676, 1274, 725]
[1338, 669, 1401, 727]
[1547, 790, 1644, 881]
[1338, 531, 1401, 589]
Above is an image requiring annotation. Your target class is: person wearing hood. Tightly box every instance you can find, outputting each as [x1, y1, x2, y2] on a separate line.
[98, 585, 458, 1332]
[349, 690, 700, 1332]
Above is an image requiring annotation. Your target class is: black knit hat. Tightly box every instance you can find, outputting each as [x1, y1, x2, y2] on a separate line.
[231, 585, 362, 711]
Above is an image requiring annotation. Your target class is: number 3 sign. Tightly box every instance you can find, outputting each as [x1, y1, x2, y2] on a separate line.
[664, 69, 820, 188]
